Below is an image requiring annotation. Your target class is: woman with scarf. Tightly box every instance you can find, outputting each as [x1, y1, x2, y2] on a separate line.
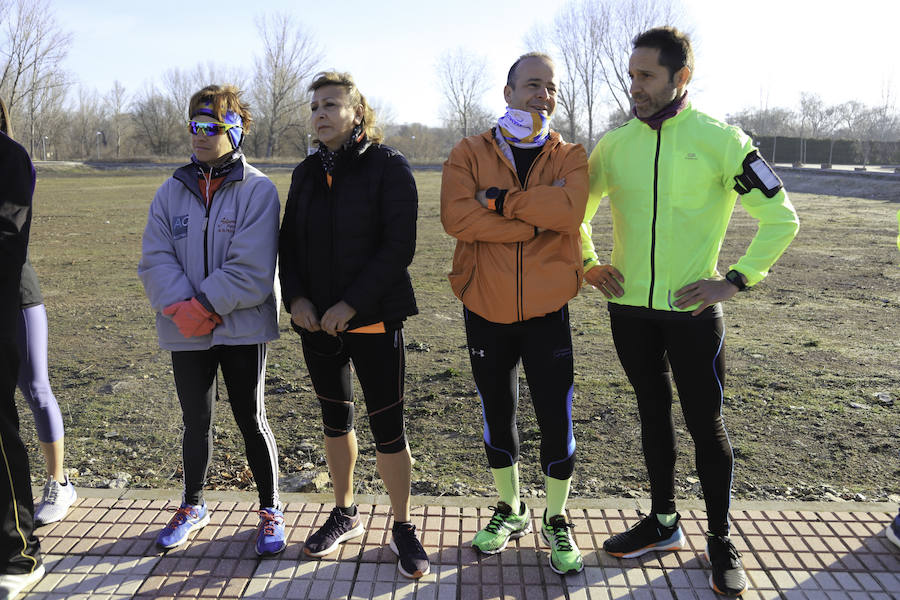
[278, 71, 427, 579]
[138, 84, 285, 556]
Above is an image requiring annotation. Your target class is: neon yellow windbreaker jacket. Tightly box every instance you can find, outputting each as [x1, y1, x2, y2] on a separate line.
[581, 104, 799, 312]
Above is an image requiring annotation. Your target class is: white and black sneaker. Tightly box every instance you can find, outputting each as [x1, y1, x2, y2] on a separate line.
[303, 506, 365, 557]
[603, 512, 686, 558]
[0, 564, 45, 599]
[34, 476, 77, 526]
[389, 522, 430, 579]
[705, 534, 748, 596]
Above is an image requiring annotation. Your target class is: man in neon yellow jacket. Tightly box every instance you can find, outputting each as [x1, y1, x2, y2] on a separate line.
[581, 27, 798, 597]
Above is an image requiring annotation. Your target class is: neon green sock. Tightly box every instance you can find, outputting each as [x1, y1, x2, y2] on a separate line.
[491, 465, 520, 512]
[544, 475, 571, 518]
[656, 512, 677, 527]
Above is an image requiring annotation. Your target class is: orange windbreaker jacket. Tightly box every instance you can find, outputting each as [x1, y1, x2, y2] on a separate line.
[440, 128, 588, 324]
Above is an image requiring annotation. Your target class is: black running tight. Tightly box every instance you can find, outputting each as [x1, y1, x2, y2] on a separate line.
[464, 306, 576, 480]
[610, 312, 733, 535]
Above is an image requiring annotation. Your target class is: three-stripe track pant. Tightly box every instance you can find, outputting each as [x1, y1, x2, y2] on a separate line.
[171, 343, 280, 508]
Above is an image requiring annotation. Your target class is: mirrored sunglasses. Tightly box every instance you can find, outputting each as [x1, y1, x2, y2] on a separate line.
[187, 120, 239, 136]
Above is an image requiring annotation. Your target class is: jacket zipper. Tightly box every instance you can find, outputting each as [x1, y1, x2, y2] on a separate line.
[327, 171, 337, 305]
[201, 170, 212, 279]
[460, 265, 476, 299]
[515, 146, 546, 321]
[648, 129, 661, 308]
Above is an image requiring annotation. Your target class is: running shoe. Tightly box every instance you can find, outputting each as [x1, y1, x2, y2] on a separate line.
[705, 534, 748, 596]
[541, 511, 584, 575]
[0, 564, 45, 599]
[886, 510, 900, 550]
[34, 476, 77, 526]
[389, 521, 430, 579]
[256, 506, 287, 556]
[472, 501, 532, 554]
[603, 512, 686, 558]
[303, 506, 365, 557]
[156, 502, 210, 549]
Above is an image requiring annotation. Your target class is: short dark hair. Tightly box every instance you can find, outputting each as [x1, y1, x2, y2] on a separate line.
[506, 52, 554, 88]
[633, 26, 693, 82]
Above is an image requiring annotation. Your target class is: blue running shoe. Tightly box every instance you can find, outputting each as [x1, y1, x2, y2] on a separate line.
[886, 510, 900, 550]
[256, 507, 287, 556]
[156, 502, 210, 549]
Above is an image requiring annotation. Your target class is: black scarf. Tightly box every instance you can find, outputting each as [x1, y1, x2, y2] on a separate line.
[317, 125, 365, 175]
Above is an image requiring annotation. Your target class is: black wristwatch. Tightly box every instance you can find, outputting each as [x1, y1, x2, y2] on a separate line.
[485, 186, 507, 214]
[725, 269, 747, 291]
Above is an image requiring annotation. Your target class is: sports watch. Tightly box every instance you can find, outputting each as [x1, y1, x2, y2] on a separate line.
[485, 187, 507, 214]
[725, 269, 747, 291]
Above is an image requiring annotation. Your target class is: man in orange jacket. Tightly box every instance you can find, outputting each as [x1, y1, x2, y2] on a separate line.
[440, 52, 588, 575]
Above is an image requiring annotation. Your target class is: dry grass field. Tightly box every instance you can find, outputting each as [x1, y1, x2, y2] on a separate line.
[16, 166, 899, 503]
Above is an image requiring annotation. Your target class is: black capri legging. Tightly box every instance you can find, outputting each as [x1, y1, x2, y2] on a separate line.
[301, 328, 407, 454]
[609, 310, 734, 536]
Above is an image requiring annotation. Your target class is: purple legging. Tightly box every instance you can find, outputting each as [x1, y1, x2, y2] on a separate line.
[16, 304, 64, 443]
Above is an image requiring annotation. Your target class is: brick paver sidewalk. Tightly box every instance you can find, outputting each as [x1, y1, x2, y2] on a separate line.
[17, 490, 900, 599]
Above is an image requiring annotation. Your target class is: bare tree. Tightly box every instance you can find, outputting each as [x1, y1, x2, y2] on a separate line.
[369, 96, 397, 130]
[104, 80, 128, 159]
[161, 68, 195, 122]
[547, 1, 605, 147]
[251, 12, 321, 158]
[132, 84, 183, 157]
[437, 47, 490, 138]
[727, 105, 795, 162]
[29, 80, 64, 159]
[796, 94, 841, 165]
[0, 0, 71, 153]
[835, 100, 893, 166]
[797, 92, 835, 162]
[524, 25, 583, 144]
[542, 0, 684, 148]
[596, 0, 682, 116]
[69, 86, 104, 159]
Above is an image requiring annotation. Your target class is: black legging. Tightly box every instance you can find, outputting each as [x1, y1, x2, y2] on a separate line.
[464, 306, 576, 480]
[171, 343, 280, 508]
[610, 311, 733, 536]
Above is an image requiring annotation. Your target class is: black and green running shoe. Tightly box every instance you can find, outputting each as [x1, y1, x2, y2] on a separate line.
[472, 501, 532, 554]
[541, 511, 584, 575]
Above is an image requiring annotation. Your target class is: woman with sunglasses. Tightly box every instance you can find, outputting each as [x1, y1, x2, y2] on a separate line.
[138, 84, 285, 556]
[279, 71, 427, 579]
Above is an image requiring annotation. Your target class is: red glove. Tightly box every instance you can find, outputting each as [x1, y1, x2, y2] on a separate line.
[162, 298, 223, 338]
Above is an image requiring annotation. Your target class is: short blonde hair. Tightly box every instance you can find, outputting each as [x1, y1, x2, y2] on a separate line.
[309, 71, 383, 144]
[0, 97, 11, 137]
[188, 84, 253, 133]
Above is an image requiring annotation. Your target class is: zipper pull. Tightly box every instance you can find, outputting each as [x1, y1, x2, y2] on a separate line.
[202, 217, 208, 232]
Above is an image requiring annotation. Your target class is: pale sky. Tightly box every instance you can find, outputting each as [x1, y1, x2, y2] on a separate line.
[55, 0, 898, 127]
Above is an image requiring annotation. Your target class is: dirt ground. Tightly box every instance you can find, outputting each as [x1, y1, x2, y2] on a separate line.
[16, 166, 899, 505]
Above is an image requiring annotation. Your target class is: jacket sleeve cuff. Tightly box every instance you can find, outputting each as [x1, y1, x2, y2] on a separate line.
[583, 257, 600, 270]
[194, 293, 216, 313]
